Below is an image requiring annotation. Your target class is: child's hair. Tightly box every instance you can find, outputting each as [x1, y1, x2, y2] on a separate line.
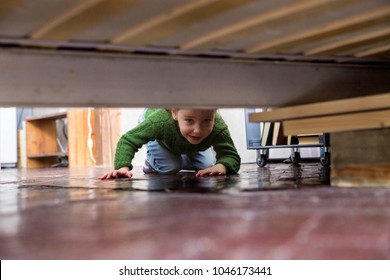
[169, 108, 217, 112]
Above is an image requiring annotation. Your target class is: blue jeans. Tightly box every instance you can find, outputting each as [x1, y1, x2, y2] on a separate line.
[139, 109, 215, 174]
[146, 141, 215, 174]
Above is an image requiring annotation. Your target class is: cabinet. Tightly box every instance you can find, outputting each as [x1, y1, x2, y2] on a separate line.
[25, 110, 96, 168]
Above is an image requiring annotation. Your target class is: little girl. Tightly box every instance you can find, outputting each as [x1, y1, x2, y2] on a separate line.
[100, 108, 240, 179]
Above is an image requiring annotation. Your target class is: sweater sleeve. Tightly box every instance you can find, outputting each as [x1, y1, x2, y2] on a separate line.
[212, 129, 241, 174]
[114, 120, 156, 170]
[213, 133, 241, 174]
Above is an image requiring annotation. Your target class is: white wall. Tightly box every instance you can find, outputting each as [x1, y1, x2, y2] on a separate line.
[218, 109, 256, 164]
[0, 108, 17, 167]
[120, 108, 148, 167]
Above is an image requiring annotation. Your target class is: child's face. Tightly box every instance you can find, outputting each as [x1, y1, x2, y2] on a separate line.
[171, 109, 215, 144]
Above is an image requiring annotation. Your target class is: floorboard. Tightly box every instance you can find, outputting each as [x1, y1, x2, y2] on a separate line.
[0, 163, 389, 260]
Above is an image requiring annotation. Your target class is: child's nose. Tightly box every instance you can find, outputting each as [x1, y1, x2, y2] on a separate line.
[193, 124, 201, 133]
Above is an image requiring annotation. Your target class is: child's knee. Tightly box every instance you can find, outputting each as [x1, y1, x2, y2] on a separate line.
[158, 161, 182, 174]
[148, 159, 181, 174]
[194, 154, 215, 170]
[195, 161, 214, 170]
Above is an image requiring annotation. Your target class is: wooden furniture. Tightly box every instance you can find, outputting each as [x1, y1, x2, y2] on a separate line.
[245, 108, 329, 167]
[25, 110, 96, 168]
[331, 129, 390, 187]
[248, 93, 390, 187]
[249, 93, 390, 123]
[26, 112, 68, 168]
[93, 108, 121, 167]
[67, 109, 96, 168]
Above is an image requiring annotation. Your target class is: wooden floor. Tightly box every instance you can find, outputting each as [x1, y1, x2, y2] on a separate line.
[0, 162, 389, 260]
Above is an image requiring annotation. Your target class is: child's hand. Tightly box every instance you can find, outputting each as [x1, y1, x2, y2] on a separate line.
[196, 163, 227, 177]
[99, 167, 133, 180]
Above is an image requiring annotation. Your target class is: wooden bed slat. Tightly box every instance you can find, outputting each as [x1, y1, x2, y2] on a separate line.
[245, 7, 390, 53]
[355, 43, 390, 58]
[111, 0, 222, 44]
[30, 0, 139, 41]
[249, 93, 390, 122]
[0, 0, 25, 20]
[305, 26, 390, 55]
[180, 0, 350, 50]
[283, 109, 390, 135]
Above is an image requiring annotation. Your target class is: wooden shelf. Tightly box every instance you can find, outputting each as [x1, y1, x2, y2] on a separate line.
[27, 152, 68, 159]
[25, 110, 96, 168]
[26, 112, 67, 168]
[25, 112, 67, 122]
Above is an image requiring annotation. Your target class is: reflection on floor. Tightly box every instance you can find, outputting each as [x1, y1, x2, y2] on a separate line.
[0, 162, 389, 259]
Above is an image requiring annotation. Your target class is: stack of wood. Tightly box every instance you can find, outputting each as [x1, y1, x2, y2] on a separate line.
[249, 93, 390, 187]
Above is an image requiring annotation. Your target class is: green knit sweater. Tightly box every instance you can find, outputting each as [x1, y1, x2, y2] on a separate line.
[114, 109, 241, 174]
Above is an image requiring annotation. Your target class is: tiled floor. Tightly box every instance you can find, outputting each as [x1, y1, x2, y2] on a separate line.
[0, 162, 389, 260]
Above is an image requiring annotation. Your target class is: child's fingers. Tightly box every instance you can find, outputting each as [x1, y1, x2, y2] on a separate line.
[117, 171, 133, 179]
[195, 170, 206, 177]
[196, 170, 213, 177]
[100, 170, 133, 180]
[210, 171, 224, 176]
[196, 169, 225, 177]
[99, 173, 111, 180]
[100, 172, 118, 180]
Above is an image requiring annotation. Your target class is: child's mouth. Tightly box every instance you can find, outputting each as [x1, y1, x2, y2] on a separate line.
[188, 135, 202, 142]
